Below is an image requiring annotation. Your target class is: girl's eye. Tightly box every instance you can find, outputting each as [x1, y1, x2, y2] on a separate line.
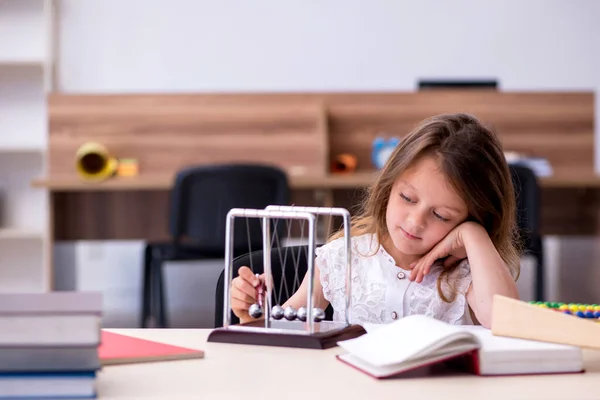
[400, 194, 413, 203]
[433, 211, 449, 222]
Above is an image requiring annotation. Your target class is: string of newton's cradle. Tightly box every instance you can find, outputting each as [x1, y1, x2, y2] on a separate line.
[244, 214, 328, 323]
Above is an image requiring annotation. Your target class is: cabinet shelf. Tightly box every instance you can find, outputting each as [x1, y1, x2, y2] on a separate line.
[0, 146, 45, 155]
[0, 228, 44, 240]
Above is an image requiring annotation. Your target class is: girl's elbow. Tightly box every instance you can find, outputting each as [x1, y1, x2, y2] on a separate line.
[473, 308, 492, 329]
[472, 289, 519, 329]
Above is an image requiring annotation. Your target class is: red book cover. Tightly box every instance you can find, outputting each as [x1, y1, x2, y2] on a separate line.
[98, 331, 204, 365]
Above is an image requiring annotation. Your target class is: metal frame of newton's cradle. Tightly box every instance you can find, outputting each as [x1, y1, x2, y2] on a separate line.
[207, 206, 366, 349]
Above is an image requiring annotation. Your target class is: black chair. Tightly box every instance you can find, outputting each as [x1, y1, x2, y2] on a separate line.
[141, 163, 290, 328]
[214, 245, 334, 327]
[509, 164, 544, 301]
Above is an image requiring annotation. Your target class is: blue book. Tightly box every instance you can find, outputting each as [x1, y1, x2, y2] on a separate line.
[0, 371, 96, 399]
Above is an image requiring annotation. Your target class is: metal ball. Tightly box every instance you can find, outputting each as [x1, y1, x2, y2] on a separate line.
[248, 303, 263, 319]
[296, 306, 307, 322]
[313, 307, 325, 322]
[283, 306, 297, 321]
[271, 305, 284, 320]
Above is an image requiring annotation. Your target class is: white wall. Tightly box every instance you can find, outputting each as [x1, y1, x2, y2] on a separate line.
[58, 0, 598, 92]
[53, 0, 600, 327]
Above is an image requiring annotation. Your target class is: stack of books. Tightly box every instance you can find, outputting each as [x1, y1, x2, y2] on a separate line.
[0, 291, 102, 399]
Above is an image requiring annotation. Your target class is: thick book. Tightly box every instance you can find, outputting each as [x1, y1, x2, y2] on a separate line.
[0, 315, 100, 347]
[0, 292, 102, 316]
[336, 315, 584, 378]
[0, 371, 96, 399]
[0, 346, 100, 372]
[98, 331, 204, 365]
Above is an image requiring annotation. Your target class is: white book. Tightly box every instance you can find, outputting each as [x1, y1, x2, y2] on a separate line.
[336, 315, 583, 379]
[0, 315, 100, 347]
[0, 292, 102, 316]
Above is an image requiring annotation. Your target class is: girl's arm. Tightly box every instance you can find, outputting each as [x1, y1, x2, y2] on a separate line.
[462, 223, 519, 328]
[282, 265, 330, 311]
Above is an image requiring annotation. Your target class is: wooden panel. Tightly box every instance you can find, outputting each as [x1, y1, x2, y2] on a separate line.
[52, 189, 323, 241]
[46, 91, 596, 240]
[53, 191, 171, 241]
[48, 95, 328, 178]
[541, 188, 600, 236]
[326, 92, 594, 177]
[52, 186, 600, 241]
[47, 91, 594, 183]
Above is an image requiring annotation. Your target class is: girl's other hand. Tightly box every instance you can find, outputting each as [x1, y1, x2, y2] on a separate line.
[409, 222, 483, 283]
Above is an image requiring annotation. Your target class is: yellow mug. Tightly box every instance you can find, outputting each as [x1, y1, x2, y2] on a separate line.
[75, 142, 118, 181]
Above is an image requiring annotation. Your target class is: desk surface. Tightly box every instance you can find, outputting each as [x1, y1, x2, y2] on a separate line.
[31, 171, 600, 191]
[97, 328, 600, 400]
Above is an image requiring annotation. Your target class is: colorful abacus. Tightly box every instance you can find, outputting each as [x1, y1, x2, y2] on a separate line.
[529, 301, 600, 321]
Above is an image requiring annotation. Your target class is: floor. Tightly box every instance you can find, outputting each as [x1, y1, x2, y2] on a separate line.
[52, 235, 600, 329]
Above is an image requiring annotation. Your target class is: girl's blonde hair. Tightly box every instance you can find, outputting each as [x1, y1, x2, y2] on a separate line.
[330, 113, 521, 302]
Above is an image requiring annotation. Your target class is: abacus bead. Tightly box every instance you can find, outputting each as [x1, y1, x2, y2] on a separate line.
[576, 311, 585, 318]
[595, 305, 600, 312]
[559, 304, 569, 311]
[569, 305, 579, 312]
[594, 311, 600, 318]
[562, 310, 571, 315]
[585, 311, 595, 318]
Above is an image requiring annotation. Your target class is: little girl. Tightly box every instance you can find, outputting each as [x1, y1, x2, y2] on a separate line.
[231, 113, 521, 328]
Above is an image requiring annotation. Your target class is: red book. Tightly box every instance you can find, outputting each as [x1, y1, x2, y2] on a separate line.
[98, 331, 204, 365]
[336, 315, 583, 379]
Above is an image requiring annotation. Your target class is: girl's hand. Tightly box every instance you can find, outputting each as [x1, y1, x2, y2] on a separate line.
[409, 222, 482, 283]
[231, 266, 264, 323]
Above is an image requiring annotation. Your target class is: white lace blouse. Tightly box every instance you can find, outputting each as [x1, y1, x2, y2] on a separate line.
[316, 233, 474, 326]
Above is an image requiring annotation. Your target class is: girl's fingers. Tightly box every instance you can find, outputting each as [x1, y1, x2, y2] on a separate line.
[231, 286, 255, 305]
[233, 277, 257, 300]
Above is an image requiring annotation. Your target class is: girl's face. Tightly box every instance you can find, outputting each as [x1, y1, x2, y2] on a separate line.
[385, 155, 469, 259]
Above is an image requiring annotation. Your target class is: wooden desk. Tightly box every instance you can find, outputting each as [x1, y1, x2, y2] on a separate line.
[97, 328, 600, 400]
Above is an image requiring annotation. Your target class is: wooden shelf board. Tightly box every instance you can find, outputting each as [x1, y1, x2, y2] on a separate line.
[31, 172, 600, 192]
[0, 228, 44, 240]
[31, 173, 379, 191]
[0, 146, 45, 154]
[0, 60, 44, 67]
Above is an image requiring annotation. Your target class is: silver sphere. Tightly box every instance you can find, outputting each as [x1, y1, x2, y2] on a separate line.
[313, 307, 325, 322]
[271, 305, 284, 320]
[248, 303, 263, 319]
[296, 306, 307, 322]
[284, 306, 297, 321]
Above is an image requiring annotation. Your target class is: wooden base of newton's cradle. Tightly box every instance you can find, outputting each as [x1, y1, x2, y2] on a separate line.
[491, 295, 600, 350]
[207, 320, 366, 349]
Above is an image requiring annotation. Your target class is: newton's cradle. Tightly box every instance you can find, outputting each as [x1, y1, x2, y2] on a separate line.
[207, 205, 366, 349]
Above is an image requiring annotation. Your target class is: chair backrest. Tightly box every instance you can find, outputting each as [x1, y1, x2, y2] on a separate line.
[214, 245, 334, 327]
[509, 164, 540, 240]
[169, 164, 289, 254]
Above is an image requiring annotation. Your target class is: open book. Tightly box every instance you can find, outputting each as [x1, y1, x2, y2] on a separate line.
[336, 315, 583, 378]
